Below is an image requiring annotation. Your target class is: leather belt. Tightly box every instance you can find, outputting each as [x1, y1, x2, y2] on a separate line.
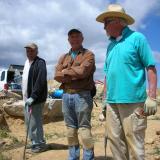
[64, 89, 83, 94]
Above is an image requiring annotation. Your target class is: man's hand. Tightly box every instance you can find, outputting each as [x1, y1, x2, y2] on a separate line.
[61, 75, 72, 83]
[62, 68, 69, 75]
[25, 97, 34, 106]
[144, 97, 157, 116]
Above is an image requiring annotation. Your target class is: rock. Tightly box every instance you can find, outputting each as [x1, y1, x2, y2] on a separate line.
[156, 131, 160, 135]
[94, 83, 104, 100]
[154, 156, 160, 160]
[99, 113, 106, 122]
[5, 91, 22, 100]
[44, 99, 63, 119]
[0, 91, 6, 98]
[48, 80, 61, 91]
[145, 138, 155, 144]
[3, 100, 24, 117]
[2, 99, 63, 121]
[6, 100, 13, 105]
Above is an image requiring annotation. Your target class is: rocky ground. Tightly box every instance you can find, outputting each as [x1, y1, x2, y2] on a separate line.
[0, 94, 160, 160]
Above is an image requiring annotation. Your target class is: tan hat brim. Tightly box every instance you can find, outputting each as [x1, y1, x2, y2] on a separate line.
[96, 11, 135, 25]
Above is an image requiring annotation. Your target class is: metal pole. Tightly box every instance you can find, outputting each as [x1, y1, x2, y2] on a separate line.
[23, 106, 32, 160]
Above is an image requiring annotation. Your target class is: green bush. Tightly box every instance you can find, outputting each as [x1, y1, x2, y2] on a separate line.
[0, 129, 9, 138]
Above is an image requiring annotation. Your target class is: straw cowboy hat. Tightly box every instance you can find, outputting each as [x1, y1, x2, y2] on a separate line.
[96, 4, 135, 25]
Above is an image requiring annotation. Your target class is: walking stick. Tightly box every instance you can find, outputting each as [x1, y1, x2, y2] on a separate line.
[104, 134, 108, 159]
[104, 105, 107, 159]
[23, 106, 32, 160]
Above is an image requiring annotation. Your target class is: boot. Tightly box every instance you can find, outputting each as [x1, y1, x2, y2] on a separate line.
[83, 148, 94, 160]
[68, 145, 80, 160]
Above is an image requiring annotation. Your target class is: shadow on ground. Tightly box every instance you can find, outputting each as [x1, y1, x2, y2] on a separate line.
[95, 156, 113, 160]
[47, 143, 68, 150]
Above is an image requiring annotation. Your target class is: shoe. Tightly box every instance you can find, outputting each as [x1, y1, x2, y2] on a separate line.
[31, 145, 47, 153]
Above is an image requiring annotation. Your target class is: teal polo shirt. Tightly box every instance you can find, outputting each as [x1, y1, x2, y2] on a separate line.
[104, 27, 155, 103]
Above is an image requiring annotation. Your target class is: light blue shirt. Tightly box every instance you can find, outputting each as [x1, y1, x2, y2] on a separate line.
[104, 27, 155, 103]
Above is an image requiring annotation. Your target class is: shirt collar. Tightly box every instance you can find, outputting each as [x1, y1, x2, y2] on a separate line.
[69, 46, 84, 55]
[109, 26, 130, 42]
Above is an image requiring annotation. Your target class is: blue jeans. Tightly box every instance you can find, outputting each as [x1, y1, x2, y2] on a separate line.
[62, 91, 94, 160]
[62, 91, 93, 129]
[24, 102, 45, 147]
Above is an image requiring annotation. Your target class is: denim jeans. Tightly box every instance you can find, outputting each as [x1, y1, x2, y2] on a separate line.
[62, 91, 93, 129]
[24, 102, 45, 147]
[62, 91, 94, 160]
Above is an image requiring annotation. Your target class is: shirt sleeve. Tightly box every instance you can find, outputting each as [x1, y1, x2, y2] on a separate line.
[137, 34, 155, 67]
[31, 60, 47, 100]
[63, 52, 95, 80]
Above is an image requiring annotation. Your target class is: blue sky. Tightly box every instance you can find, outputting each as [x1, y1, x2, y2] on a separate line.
[140, 12, 160, 52]
[0, 0, 160, 86]
[139, 11, 160, 87]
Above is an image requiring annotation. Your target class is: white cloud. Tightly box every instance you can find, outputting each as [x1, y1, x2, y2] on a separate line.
[115, 0, 160, 29]
[0, 0, 159, 79]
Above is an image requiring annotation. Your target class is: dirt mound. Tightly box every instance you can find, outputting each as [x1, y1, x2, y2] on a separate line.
[0, 89, 160, 160]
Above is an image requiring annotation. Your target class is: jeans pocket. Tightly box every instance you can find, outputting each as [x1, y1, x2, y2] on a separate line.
[132, 113, 147, 133]
[78, 92, 93, 108]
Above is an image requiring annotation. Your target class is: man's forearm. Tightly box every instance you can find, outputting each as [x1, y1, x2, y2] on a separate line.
[103, 76, 107, 99]
[147, 67, 157, 98]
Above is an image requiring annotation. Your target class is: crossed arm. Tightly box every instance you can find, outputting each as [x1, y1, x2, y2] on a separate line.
[54, 53, 95, 83]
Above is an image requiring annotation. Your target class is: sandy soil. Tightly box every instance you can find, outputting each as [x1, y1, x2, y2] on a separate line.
[0, 101, 160, 160]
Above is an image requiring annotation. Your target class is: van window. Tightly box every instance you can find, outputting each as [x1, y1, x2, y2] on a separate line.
[1, 71, 5, 81]
[7, 71, 15, 83]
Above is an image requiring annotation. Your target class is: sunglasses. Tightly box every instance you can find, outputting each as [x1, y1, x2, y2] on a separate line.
[104, 18, 117, 27]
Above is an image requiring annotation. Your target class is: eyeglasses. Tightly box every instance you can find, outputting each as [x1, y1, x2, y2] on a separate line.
[104, 18, 117, 27]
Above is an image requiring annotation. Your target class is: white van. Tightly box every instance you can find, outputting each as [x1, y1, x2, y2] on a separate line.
[0, 65, 24, 93]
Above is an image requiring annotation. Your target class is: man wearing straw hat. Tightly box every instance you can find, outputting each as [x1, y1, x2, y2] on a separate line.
[96, 4, 157, 160]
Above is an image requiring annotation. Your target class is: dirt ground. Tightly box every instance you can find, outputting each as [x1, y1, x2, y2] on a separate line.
[0, 100, 160, 160]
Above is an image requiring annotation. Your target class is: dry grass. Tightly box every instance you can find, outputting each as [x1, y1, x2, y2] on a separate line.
[0, 153, 11, 160]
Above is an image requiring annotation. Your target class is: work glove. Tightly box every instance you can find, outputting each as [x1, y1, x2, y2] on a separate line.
[144, 97, 157, 116]
[25, 97, 34, 106]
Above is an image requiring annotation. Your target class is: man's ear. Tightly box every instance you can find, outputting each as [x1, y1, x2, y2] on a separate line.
[68, 37, 70, 42]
